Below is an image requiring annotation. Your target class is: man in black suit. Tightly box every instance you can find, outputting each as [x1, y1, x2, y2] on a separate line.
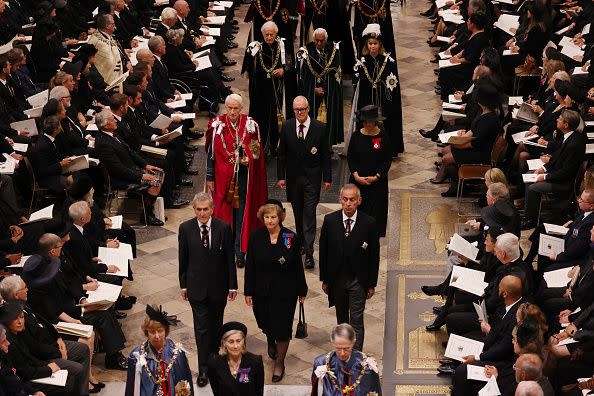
[147, 35, 178, 102]
[522, 109, 586, 229]
[34, 116, 73, 195]
[94, 109, 165, 226]
[178, 192, 237, 387]
[277, 95, 332, 268]
[449, 275, 523, 395]
[319, 184, 380, 351]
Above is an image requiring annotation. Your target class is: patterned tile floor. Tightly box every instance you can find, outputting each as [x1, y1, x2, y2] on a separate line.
[93, 0, 469, 393]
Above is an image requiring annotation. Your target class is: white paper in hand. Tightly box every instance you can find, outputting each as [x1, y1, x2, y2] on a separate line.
[478, 376, 501, 396]
[444, 334, 484, 362]
[467, 365, 490, 382]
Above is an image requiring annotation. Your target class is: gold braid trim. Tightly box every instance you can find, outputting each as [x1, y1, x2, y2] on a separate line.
[357, 0, 387, 20]
[360, 55, 389, 89]
[255, 0, 281, 21]
[141, 341, 180, 385]
[309, 0, 326, 15]
[305, 45, 338, 83]
[257, 43, 280, 78]
[325, 351, 368, 394]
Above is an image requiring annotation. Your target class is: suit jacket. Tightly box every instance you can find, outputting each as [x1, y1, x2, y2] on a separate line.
[5, 330, 56, 381]
[277, 118, 331, 198]
[95, 130, 146, 188]
[207, 352, 264, 396]
[152, 56, 176, 101]
[178, 216, 236, 301]
[65, 225, 108, 277]
[319, 210, 380, 294]
[543, 131, 586, 187]
[479, 299, 521, 363]
[120, 109, 155, 151]
[173, 17, 201, 51]
[555, 211, 594, 263]
[34, 134, 65, 192]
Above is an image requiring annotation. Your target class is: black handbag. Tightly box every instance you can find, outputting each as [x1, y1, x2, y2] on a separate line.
[295, 302, 308, 339]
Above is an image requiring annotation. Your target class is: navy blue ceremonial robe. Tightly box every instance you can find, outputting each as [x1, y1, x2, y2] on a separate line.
[310, 350, 382, 395]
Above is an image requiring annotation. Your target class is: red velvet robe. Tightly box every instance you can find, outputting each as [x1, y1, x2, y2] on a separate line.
[206, 114, 268, 252]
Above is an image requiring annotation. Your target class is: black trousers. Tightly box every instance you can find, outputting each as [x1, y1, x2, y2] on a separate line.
[80, 309, 126, 355]
[288, 176, 320, 257]
[189, 297, 227, 373]
[332, 278, 367, 351]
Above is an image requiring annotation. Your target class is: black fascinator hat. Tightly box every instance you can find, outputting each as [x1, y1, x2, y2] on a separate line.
[146, 305, 180, 327]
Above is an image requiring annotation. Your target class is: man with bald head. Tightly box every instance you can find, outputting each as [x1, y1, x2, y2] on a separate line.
[449, 275, 524, 395]
[514, 354, 554, 396]
[277, 95, 332, 268]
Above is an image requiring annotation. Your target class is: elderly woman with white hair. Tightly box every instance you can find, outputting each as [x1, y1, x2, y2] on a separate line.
[205, 93, 267, 268]
[310, 324, 381, 395]
[242, 21, 295, 156]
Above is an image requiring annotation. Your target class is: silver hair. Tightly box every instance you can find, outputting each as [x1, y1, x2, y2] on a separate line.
[261, 21, 278, 35]
[95, 109, 114, 129]
[192, 192, 213, 208]
[552, 70, 570, 82]
[68, 201, 90, 222]
[339, 183, 361, 199]
[0, 275, 23, 301]
[292, 95, 309, 107]
[161, 7, 178, 21]
[330, 323, 356, 343]
[166, 28, 185, 44]
[496, 233, 520, 259]
[49, 86, 70, 100]
[313, 28, 328, 39]
[487, 182, 509, 201]
[148, 36, 165, 53]
[224, 93, 243, 108]
[515, 381, 543, 396]
[136, 48, 153, 63]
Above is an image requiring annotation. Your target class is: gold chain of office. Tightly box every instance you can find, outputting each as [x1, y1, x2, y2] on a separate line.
[357, 0, 387, 20]
[324, 351, 368, 394]
[305, 45, 338, 83]
[141, 342, 180, 385]
[258, 44, 281, 78]
[219, 116, 249, 164]
[255, 0, 281, 21]
[360, 56, 389, 89]
[309, 0, 326, 15]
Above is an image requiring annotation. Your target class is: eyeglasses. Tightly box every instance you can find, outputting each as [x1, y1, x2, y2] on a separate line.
[293, 107, 308, 113]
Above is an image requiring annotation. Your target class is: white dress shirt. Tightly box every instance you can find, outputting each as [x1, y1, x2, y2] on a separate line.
[296, 117, 311, 140]
[342, 210, 358, 230]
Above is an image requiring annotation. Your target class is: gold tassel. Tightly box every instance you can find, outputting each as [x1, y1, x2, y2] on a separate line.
[317, 98, 327, 124]
[277, 111, 285, 132]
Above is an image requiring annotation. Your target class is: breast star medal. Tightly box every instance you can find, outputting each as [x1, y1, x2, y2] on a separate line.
[278, 256, 286, 265]
[310, 147, 317, 154]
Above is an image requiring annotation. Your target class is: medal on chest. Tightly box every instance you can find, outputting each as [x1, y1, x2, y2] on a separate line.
[372, 137, 381, 150]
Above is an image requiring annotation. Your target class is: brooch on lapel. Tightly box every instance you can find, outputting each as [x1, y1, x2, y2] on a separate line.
[372, 137, 381, 150]
[238, 368, 251, 383]
[362, 242, 368, 250]
[278, 256, 286, 265]
[282, 232, 294, 249]
[310, 147, 318, 155]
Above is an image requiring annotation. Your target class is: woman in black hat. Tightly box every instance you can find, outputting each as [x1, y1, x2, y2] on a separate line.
[431, 83, 502, 196]
[125, 305, 193, 396]
[351, 23, 403, 158]
[347, 105, 392, 237]
[72, 44, 109, 112]
[207, 321, 264, 396]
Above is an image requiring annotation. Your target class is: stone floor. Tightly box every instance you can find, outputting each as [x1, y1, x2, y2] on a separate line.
[93, 0, 474, 394]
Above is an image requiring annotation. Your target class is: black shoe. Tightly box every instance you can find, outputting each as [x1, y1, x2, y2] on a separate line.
[429, 41, 442, 47]
[186, 130, 204, 140]
[114, 297, 133, 310]
[433, 306, 443, 315]
[429, 177, 449, 184]
[430, 58, 438, 63]
[197, 373, 209, 387]
[267, 339, 277, 359]
[220, 73, 235, 82]
[143, 214, 164, 226]
[184, 144, 200, 151]
[304, 255, 315, 269]
[425, 319, 444, 331]
[439, 357, 456, 365]
[105, 352, 128, 370]
[89, 383, 102, 394]
[114, 310, 127, 319]
[419, 128, 437, 139]
[178, 178, 193, 186]
[222, 57, 237, 66]
[226, 41, 239, 49]
[520, 218, 537, 230]
[232, 19, 238, 25]
[165, 198, 190, 209]
[441, 186, 457, 197]
[185, 167, 199, 175]
[271, 366, 285, 383]
[229, 35, 236, 40]
[421, 285, 443, 296]
[236, 255, 245, 268]
[437, 364, 456, 375]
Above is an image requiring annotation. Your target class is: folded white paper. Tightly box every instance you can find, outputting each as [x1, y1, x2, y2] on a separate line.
[10, 118, 38, 135]
[26, 90, 49, 108]
[28, 205, 54, 222]
[12, 143, 28, 153]
[165, 99, 186, 109]
[538, 233, 565, 256]
[478, 376, 501, 396]
[508, 96, 523, 106]
[108, 215, 123, 230]
[149, 114, 172, 129]
[32, 370, 68, 387]
[527, 158, 544, 170]
[448, 94, 462, 103]
[511, 131, 538, 144]
[543, 267, 572, 288]
[467, 364, 490, 382]
[543, 223, 569, 236]
[444, 334, 484, 362]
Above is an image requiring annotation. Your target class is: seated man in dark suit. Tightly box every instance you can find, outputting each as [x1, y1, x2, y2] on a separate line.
[521, 109, 586, 230]
[448, 275, 523, 395]
[33, 116, 73, 195]
[94, 109, 165, 226]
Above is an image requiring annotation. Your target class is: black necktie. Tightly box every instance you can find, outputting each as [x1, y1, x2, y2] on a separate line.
[201, 224, 209, 249]
[345, 218, 352, 237]
[298, 124, 304, 140]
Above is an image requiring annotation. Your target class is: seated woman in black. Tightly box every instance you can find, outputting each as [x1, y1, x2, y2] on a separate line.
[431, 82, 502, 197]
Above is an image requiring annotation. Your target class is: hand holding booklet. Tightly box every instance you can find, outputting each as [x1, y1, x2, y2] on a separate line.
[448, 233, 480, 262]
[98, 244, 132, 277]
[444, 334, 484, 362]
[478, 376, 501, 396]
[27, 205, 54, 223]
[55, 322, 93, 338]
[467, 364, 489, 381]
[538, 233, 565, 257]
[543, 267, 572, 288]
[511, 130, 538, 144]
[473, 300, 488, 324]
[149, 114, 172, 129]
[32, 370, 68, 387]
[543, 223, 569, 236]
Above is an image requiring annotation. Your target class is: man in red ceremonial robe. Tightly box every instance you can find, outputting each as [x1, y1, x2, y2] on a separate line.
[206, 93, 268, 268]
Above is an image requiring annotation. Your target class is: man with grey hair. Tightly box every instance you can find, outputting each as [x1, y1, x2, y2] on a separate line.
[49, 85, 93, 155]
[94, 109, 165, 226]
[156, 7, 178, 39]
[88, 14, 127, 92]
[521, 108, 586, 230]
[296, 27, 344, 146]
[243, 20, 295, 155]
[515, 381, 544, 396]
[178, 192, 236, 387]
[278, 95, 332, 268]
[205, 93, 267, 268]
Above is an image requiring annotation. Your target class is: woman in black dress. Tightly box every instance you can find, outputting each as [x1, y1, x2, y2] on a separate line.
[431, 82, 502, 196]
[208, 322, 264, 396]
[347, 105, 392, 237]
[351, 23, 403, 157]
[244, 204, 308, 382]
